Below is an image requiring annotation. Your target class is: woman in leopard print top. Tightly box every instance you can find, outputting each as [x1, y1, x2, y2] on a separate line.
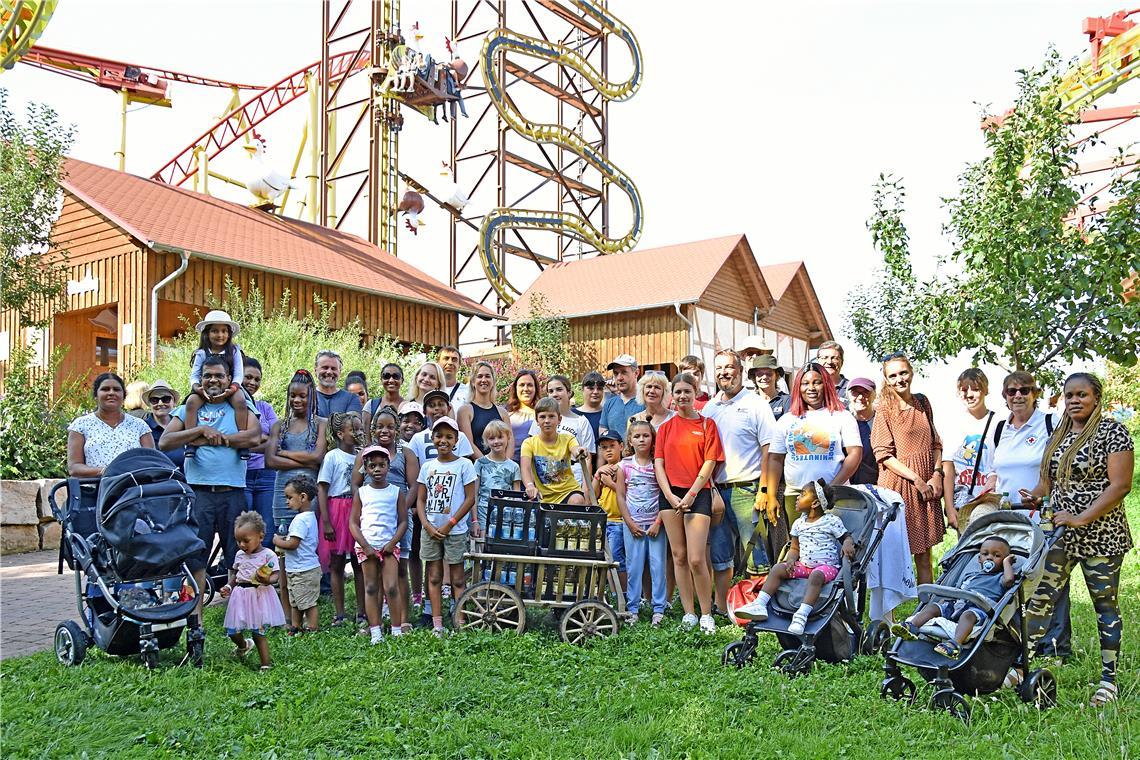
[1020, 373, 1134, 707]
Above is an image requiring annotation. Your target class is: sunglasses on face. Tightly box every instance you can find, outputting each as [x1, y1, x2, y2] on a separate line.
[583, 382, 605, 389]
[1004, 386, 1036, 397]
[382, 373, 402, 381]
[150, 395, 173, 404]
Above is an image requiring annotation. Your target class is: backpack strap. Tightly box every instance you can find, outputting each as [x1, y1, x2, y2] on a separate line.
[992, 419, 1006, 451]
[968, 411, 995, 492]
[1045, 413, 1054, 436]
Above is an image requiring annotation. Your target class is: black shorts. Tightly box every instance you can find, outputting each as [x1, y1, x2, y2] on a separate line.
[658, 485, 713, 517]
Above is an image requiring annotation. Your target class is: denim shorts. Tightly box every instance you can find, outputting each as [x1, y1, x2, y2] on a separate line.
[707, 505, 738, 573]
[938, 599, 989, 624]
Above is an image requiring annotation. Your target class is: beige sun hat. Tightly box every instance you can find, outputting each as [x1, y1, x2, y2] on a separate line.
[144, 379, 181, 406]
[195, 309, 240, 336]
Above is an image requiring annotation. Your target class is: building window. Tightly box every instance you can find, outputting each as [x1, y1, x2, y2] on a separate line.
[95, 337, 118, 369]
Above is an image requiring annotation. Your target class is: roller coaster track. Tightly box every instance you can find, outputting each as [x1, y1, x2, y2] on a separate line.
[479, 0, 642, 304]
[1058, 17, 1140, 115]
[152, 50, 368, 187]
[0, 0, 56, 70]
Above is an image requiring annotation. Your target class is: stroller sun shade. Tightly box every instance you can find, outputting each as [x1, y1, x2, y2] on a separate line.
[96, 449, 205, 579]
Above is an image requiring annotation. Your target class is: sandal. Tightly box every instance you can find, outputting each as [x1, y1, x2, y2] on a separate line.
[934, 639, 961, 658]
[234, 639, 255, 658]
[1003, 667, 1024, 690]
[331, 615, 346, 627]
[259, 665, 272, 673]
[286, 626, 301, 637]
[1090, 681, 1118, 707]
[890, 621, 920, 641]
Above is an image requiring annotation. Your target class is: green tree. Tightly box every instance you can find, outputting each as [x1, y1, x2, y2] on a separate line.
[1, 89, 75, 329]
[133, 278, 421, 412]
[848, 53, 1140, 385]
[0, 345, 83, 479]
[511, 293, 570, 376]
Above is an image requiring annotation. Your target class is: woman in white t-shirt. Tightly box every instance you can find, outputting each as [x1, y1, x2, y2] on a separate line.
[67, 372, 155, 476]
[765, 363, 862, 528]
[985, 370, 1070, 657]
[940, 368, 997, 531]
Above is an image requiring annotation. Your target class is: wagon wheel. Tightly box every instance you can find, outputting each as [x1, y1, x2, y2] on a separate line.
[559, 601, 619, 644]
[452, 582, 526, 634]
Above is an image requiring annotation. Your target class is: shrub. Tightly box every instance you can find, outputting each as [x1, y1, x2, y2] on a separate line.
[131, 279, 423, 411]
[0, 345, 84, 479]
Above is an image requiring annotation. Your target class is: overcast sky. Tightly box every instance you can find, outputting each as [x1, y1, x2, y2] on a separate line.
[3, 0, 1132, 410]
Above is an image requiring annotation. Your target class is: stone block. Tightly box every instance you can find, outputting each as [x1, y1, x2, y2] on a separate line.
[0, 480, 43, 525]
[38, 479, 66, 519]
[1, 525, 41, 555]
[39, 519, 62, 551]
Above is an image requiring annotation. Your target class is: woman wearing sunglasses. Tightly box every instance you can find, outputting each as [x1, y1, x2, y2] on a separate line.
[143, 379, 184, 469]
[986, 370, 1070, 657]
[362, 363, 406, 433]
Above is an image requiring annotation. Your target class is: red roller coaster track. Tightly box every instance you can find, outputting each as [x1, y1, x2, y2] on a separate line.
[150, 50, 368, 187]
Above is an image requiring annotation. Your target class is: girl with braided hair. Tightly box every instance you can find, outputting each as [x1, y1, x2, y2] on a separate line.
[1019, 372, 1135, 707]
[267, 370, 328, 618]
[319, 411, 365, 626]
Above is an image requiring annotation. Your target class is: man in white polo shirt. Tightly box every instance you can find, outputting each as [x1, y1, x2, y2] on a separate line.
[702, 349, 776, 613]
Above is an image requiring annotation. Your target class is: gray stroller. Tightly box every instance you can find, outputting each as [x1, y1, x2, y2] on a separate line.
[880, 510, 1062, 723]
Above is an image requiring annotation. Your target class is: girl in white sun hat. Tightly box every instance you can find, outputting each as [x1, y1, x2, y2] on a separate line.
[184, 309, 249, 458]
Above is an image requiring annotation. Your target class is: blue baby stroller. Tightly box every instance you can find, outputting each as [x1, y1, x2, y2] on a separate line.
[723, 485, 900, 675]
[880, 509, 1061, 723]
[49, 448, 207, 669]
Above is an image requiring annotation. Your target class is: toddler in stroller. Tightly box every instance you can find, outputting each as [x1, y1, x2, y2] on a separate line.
[880, 509, 1061, 723]
[723, 483, 899, 675]
[49, 448, 207, 669]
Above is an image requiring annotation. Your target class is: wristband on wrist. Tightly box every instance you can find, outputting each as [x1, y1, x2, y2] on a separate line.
[447, 517, 458, 527]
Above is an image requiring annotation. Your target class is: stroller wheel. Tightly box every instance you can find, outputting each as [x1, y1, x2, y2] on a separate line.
[931, 688, 970, 724]
[1020, 669, 1058, 709]
[869, 620, 892, 656]
[141, 650, 159, 670]
[880, 675, 916, 704]
[722, 640, 754, 669]
[773, 648, 813, 677]
[201, 574, 216, 608]
[54, 621, 88, 667]
[187, 638, 205, 669]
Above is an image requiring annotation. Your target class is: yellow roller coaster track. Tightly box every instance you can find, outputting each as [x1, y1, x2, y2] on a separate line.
[0, 0, 57, 70]
[479, 0, 642, 305]
[1058, 19, 1139, 115]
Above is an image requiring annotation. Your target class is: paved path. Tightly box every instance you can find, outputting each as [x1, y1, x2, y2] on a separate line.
[0, 550, 77, 660]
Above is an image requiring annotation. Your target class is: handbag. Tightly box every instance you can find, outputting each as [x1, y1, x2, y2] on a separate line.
[726, 576, 768, 627]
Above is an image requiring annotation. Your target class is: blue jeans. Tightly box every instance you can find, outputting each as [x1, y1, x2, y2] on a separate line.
[245, 467, 276, 549]
[605, 522, 627, 573]
[623, 524, 668, 614]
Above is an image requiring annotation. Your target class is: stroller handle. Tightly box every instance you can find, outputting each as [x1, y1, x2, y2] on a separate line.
[48, 477, 101, 522]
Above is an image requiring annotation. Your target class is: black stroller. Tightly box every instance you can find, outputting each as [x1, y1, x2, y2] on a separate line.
[723, 485, 900, 675]
[48, 448, 207, 669]
[880, 510, 1060, 723]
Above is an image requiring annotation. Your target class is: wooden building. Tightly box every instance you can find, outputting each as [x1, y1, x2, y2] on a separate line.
[0, 158, 496, 392]
[503, 234, 832, 387]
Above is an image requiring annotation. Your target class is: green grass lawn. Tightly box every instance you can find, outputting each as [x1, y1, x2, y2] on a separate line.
[4, 469, 1138, 758]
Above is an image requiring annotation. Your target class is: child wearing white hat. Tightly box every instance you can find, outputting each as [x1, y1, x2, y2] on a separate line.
[184, 310, 249, 459]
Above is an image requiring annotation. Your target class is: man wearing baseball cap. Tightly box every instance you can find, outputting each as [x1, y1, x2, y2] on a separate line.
[600, 354, 644, 438]
[846, 377, 879, 485]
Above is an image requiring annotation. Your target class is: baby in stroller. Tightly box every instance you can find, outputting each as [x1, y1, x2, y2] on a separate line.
[891, 535, 1016, 658]
[737, 480, 855, 634]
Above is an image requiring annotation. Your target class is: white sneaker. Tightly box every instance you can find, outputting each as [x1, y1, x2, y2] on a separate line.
[370, 632, 385, 645]
[699, 615, 716, 635]
[735, 598, 769, 622]
[788, 613, 808, 636]
[680, 613, 699, 630]
[651, 613, 665, 627]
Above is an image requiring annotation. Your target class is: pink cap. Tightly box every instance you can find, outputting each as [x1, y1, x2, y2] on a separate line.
[431, 416, 459, 432]
[360, 445, 391, 460]
[397, 401, 424, 417]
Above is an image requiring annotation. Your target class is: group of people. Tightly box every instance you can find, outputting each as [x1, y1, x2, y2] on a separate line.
[64, 313, 1134, 705]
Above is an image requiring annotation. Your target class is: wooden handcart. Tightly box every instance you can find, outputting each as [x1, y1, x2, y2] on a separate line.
[452, 490, 630, 644]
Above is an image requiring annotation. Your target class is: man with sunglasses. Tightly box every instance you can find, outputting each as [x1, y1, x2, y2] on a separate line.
[600, 354, 644, 438]
[574, 370, 607, 443]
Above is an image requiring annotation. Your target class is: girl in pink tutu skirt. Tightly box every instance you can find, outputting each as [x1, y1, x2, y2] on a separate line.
[221, 511, 287, 670]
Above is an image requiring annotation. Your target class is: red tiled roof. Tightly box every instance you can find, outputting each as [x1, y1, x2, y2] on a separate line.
[59, 158, 496, 318]
[504, 234, 770, 321]
[759, 261, 802, 300]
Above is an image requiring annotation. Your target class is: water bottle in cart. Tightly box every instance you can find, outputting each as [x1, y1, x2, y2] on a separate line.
[488, 506, 498, 538]
[508, 564, 517, 586]
[527, 510, 536, 542]
[512, 507, 523, 541]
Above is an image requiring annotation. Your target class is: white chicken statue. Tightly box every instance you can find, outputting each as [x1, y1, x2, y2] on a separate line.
[437, 161, 470, 212]
[244, 131, 298, 206]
